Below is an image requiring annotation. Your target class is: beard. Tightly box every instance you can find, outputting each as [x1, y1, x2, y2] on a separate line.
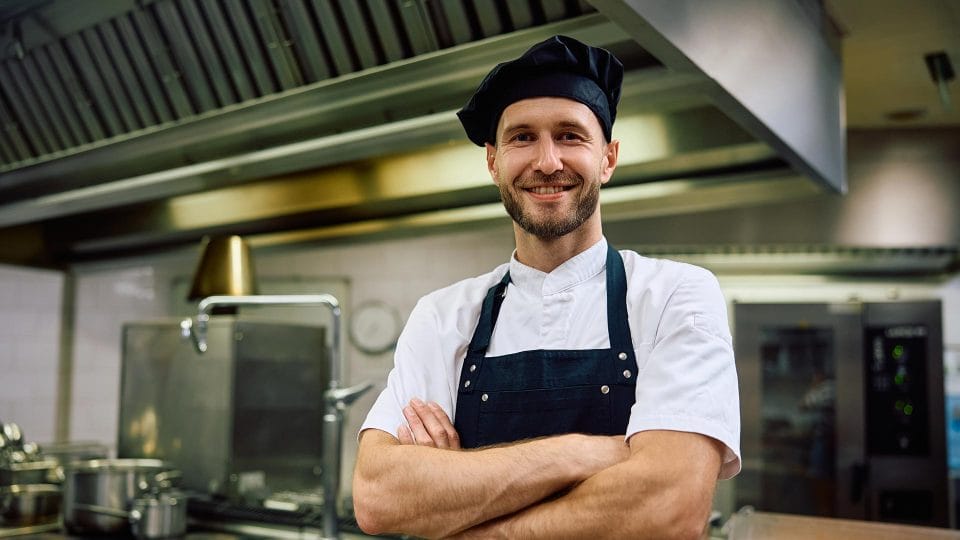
[498, 170, 601, 240]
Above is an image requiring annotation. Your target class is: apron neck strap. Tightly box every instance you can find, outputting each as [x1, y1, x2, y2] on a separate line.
[467, 271, 510, 353]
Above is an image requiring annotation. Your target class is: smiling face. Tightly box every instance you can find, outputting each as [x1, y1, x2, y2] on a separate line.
[486, 97, 618, 241]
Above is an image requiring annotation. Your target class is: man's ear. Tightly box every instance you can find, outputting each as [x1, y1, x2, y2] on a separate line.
[600, 139, 619, 184]
[485, 143, 498, 182]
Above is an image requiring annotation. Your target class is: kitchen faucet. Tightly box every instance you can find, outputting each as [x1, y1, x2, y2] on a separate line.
[181, 294, 372, 540]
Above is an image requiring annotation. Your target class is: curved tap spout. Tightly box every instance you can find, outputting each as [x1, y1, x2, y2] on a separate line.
[181, 293, 354, 539]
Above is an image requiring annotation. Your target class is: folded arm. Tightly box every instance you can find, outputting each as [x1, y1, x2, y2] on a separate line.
[352, 399, 630, 539]
[454, 429, 724, 540]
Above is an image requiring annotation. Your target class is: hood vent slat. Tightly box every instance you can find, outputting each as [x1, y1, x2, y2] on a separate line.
[0, 0, 596, 172]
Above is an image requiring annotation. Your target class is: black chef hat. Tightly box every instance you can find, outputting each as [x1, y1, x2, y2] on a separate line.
[457, 35, 623, 146]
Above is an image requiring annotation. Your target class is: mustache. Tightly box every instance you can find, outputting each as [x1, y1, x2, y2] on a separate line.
[514, 171, 583, 188]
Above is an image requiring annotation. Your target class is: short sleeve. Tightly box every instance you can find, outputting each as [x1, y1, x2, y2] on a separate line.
[359, 298, 457, 439]
[625, 266, 741, 479]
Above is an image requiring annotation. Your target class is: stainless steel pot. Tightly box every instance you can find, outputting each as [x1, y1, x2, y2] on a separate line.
[73, 491, 187, 539]
[0, 459, 60, 486]
[62, 458, 177, 535]
[0, 484, 62, 526]
[131, 491, 188, 539]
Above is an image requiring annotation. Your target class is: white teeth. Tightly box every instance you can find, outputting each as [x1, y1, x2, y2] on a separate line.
[530, 186, 564, 194]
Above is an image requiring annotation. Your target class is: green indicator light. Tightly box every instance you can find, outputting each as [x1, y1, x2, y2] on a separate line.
[895, 400, 905, 410]
[894, 374, 905, 385]
[904, 404, 914, 415]
[893, 345, 904, 359]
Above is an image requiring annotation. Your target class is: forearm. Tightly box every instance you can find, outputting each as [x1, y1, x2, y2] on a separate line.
[459, 431, 723, 540]
[353, 430, 624, 538]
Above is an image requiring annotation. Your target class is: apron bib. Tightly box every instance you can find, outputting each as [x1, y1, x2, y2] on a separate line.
[453, 244, 638, 448]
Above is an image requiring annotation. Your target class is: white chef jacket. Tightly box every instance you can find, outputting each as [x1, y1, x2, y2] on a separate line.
[360, 237, 741, 479]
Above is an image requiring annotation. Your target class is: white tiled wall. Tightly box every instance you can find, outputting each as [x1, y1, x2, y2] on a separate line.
[0, 263, 64, 443]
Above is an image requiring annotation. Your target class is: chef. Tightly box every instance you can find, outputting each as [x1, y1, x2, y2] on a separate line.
[353, 35, 740, 539]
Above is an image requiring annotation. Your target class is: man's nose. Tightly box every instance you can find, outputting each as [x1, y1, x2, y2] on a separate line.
[533, 139, 562, 175]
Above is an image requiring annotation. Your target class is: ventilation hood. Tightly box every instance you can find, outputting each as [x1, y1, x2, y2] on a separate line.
[0, 0, 844, 266]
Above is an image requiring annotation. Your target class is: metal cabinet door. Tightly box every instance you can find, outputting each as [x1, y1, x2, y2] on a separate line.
[734, 302, 865, 520]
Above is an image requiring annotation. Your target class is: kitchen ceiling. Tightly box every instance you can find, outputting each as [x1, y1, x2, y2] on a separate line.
[826, 0, 960, 128]
[0, 0, 861, 266]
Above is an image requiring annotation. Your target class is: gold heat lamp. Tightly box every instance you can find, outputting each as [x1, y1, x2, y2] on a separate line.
[187, 235, 258, 303]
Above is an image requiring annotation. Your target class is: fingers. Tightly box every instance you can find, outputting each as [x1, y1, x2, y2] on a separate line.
[399, 399, 461, 450]
[428, 401, 461, 450]
[398, 424, 414, 445]
[402, 402, 433, 446]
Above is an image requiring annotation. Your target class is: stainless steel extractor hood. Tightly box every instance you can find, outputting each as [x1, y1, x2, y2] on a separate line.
[0, 0, 844, 266]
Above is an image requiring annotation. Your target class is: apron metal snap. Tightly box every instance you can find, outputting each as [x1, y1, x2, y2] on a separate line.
[600, 385, 610, 394]
[464, 380, 471, 388]
[618, 352, 628, 360]
[481, 393, 489, 401]
[623, 370, 632, 379]
[469, 364, 477, 372]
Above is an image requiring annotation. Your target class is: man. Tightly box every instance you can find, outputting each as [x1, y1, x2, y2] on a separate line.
[353, 35, 740, 539]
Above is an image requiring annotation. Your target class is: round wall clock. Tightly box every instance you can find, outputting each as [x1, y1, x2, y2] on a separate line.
[349, 300, 403, 355]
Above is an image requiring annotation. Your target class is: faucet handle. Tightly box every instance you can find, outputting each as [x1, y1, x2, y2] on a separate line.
[325, 381, 374, 407]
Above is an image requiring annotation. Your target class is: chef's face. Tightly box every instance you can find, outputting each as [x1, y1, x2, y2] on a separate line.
[486, 97, 618, 240]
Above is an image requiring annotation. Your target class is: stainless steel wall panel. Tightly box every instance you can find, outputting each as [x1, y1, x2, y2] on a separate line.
[473, 0, 503, 37]
[82, 27, 142, 132]
[311, 0, 354, 76]
[505, 1, 533, 29]
[337, 0, 379, 69]
[197, 0, 257, 103]
[247, 0, 303, 90]
[152, 0, 218, 112]
[45, 41, 106, 141]
[63, 33, 124, 136]
[19, 56, 77, 149]
[97, 21, 159, 127]
[276, 0, 331, 83]
[119, 319, 329, 497]
[440, 0, 472, 46]
[366, 1, 404, 63]
[113, 14, 176, 124]
[130, 7, 196, 118]
[396, 0, 437, 55]
[0, 62, 50, 156]
[222, 0, 276, 96]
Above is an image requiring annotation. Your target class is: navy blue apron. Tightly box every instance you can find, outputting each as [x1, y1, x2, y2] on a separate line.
[454, 244, 638, 448]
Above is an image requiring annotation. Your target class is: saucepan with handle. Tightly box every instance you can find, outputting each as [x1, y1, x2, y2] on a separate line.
[71, 489, 187, 539]
[62, 458, 181, 535]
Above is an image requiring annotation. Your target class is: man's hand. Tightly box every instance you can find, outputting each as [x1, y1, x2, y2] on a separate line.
[399, 398, 461, 449]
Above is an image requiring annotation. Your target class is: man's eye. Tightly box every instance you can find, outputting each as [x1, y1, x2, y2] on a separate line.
[559, 132, 581, 141]
[513, 133, 533, 142]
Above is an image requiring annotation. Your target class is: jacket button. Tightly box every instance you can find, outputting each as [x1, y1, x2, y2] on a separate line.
[618, 352, 628, 360]
[481, 393, 489, 401]
[469, 364, 477, 372]
[600, 385, 610, 394]
[464, 380, 471, 388]
[623, 370, 632, 379]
